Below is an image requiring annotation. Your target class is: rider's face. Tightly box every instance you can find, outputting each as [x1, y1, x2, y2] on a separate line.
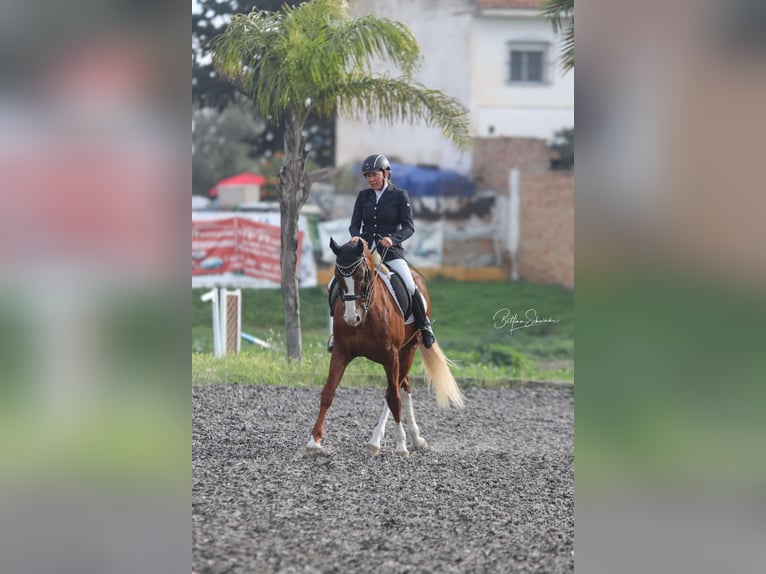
[365, 171, 385, 191]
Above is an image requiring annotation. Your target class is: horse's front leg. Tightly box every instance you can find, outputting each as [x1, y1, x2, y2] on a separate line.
[306, 353, 348, 453]
[366, 401, 390, 456]
[383, 354, 408, 456]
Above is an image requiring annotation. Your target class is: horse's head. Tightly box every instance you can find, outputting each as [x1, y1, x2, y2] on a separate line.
[330, 237, 375, 327]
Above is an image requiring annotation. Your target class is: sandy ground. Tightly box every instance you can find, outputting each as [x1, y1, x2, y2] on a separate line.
[193, 383, 573, 573]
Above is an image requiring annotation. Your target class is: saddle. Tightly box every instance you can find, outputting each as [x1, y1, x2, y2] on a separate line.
[329, 271, 412, 319]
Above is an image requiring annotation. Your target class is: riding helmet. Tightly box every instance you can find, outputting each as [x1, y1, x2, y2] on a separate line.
[361, 154, 390, 174]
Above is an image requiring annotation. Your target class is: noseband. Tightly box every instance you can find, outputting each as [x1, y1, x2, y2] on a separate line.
[336, 256, 373, 311]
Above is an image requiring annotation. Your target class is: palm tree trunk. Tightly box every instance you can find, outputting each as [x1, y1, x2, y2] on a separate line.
[278, 111, 309, 360]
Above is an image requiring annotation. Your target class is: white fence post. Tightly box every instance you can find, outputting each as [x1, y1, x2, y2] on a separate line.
[200, 288, 222, 357]
[509, 168, 520, 281]
[203, 287, 271, 354]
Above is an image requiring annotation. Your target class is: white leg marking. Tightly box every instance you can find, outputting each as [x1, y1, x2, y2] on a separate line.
[394, 422, 409, 456]
[366, 402, 389, 454]
[305, 436, 323, 452]
[402, 391, 428, 450]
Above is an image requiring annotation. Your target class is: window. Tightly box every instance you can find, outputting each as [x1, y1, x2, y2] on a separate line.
[507, 42, 548, 84]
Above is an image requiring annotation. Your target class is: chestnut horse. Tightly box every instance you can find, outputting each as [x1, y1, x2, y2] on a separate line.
[306, 238, 464, 456]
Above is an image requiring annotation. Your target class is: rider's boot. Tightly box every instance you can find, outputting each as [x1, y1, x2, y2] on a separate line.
[411, 289, 436, 348]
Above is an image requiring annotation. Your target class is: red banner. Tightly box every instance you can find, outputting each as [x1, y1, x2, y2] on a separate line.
[192, 217, 302, 282]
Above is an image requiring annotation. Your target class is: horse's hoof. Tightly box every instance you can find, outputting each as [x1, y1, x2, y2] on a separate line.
[365, 444, 381, 456]
[413, 438, 429, 450]
[395, 449, 410, 458]
[305, 437, 323, 454]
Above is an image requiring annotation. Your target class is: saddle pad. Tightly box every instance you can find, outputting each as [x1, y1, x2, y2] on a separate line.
[388, 272, 413, 320]
[378, 272, 415, 324]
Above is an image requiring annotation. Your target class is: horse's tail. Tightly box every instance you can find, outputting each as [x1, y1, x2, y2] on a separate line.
[420, 342, 465, 409]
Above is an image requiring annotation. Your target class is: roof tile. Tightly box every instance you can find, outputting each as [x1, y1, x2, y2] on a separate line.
[477, 0, 543, 10]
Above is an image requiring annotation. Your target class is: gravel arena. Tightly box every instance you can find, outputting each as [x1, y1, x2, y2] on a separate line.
[192, 383, 573, 573]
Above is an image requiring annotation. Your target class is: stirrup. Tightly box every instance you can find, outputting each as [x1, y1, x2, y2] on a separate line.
[326, 334, 334, 353]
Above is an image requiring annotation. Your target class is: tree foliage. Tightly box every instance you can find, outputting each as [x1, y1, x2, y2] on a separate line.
[542, 0, 574, 72]
[210, 0, 470, 359]
[192, 98, 266, 197]
[211, 0, 469, 146]
[193, 1, 334, 168]
[549, 127, 574, 171]
[193, 1, 305, 109]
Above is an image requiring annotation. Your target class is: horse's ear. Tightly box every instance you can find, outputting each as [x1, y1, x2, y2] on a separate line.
[354, 239, 364, 256]
[330, 237, 341, 255]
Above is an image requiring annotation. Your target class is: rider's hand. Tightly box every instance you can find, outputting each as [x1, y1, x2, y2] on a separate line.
[380, 236, 393, 248]
[350, 236, 361, 243]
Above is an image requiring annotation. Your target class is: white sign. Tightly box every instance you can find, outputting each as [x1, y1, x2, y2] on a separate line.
[317, 218, 443, 267]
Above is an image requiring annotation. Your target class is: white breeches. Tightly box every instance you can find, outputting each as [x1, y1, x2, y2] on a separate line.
[385, 258, 416, 294]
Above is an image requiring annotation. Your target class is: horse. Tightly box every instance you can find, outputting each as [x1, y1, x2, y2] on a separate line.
[305, 237, 464, 456]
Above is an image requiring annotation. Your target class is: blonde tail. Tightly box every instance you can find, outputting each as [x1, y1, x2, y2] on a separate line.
[420, 342, 465, 409]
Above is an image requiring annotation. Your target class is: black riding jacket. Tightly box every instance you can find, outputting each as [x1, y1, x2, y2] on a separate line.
[349, 184, 414, 262]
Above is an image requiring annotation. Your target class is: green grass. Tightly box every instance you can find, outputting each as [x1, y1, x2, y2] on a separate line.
[192, 278, 573, 386]
[575, 270, 766, 487]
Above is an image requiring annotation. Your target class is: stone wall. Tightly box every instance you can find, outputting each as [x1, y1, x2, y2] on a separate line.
[473, 137, 574, 288]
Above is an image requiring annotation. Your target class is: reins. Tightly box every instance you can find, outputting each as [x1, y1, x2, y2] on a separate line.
[336, 245, 389, 313]
[362, 246, 388, 312]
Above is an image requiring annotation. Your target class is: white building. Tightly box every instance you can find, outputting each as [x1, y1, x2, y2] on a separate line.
[335, 0, 574, 175]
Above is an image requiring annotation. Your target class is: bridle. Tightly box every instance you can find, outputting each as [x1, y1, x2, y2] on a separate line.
[335, 247, 388, 313]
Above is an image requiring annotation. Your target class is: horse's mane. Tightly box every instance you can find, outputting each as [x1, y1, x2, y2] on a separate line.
[354, 238, 388, 274]
[357, 237, 373, 259]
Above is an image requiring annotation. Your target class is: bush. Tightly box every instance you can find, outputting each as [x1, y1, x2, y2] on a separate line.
[481, 344, 532, 370]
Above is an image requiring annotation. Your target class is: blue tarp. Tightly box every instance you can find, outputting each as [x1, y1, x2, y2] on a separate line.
[353, 162, 475, 197]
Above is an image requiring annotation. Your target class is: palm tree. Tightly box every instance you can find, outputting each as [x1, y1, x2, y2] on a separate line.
[542, 0, 574, 72]
[210, 0, 469, 360]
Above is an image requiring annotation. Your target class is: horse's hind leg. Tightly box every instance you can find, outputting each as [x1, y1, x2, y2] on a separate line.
[383, 354, 409, 456]
[307, 353, 348, 453]
[398, 346, 427, 450]
[401, 381, 428, 451]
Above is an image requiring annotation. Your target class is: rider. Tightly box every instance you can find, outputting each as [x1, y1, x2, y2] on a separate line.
[328, 153, 436, 352]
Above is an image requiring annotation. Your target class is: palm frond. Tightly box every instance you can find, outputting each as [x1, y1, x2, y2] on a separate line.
[209, 9, 289, 118]
[541, 0, 574, 72]
[331, 16, 422, 77]
[559, 23, 574, 71]
[323, 74, 470, 148]
[210, 0, 469, 145]
[541, 0, 574, 31]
